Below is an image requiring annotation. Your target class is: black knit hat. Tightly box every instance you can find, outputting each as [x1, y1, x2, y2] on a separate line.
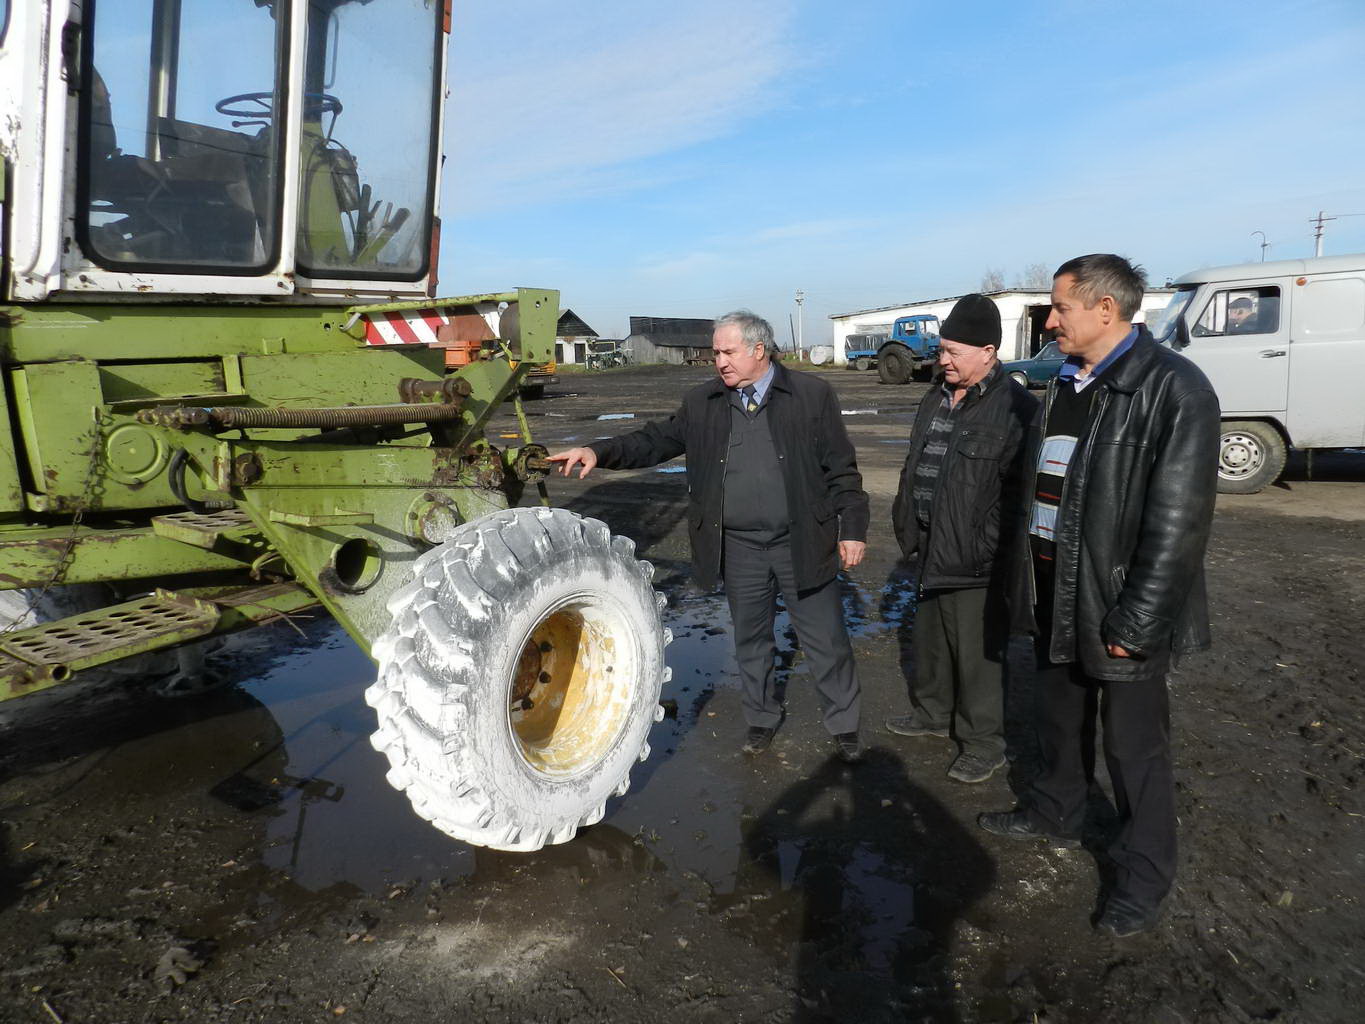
[940, 293, 1001, 348]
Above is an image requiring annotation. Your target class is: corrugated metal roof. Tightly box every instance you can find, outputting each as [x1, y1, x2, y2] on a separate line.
[629, 315, 714, 336]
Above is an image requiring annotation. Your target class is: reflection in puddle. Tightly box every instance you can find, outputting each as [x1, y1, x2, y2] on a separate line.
[231, 575, 922, 896]
[6, 565, 966, 1014]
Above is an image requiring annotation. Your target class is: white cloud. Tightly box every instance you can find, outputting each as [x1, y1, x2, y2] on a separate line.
[445, 0, 796, 213]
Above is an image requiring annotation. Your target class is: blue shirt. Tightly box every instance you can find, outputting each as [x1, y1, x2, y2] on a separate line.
[1059, 326, 1137, 392]
[737, 361, 776, 407]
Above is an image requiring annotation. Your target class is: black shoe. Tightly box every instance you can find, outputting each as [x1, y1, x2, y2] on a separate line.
[1096, 895, 1161, 938]
[977, 809, 1080, 848]
[742, 726, 776, 755]
[834, 732, 865, 764]
[885, 713, 949, 738]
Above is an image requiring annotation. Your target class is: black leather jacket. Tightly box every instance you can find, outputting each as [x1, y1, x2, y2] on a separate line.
[892, 366, 1037, 590]
[589, 360, 869, 592]
[1009, 328, 1220, 681]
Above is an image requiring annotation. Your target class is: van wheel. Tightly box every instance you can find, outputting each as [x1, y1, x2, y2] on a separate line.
[366, 507, 670, 852]
[1217, 421, 1286, 494]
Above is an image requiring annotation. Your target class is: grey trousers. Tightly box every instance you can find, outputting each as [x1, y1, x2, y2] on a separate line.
[911, 586, 1005, 759]
[722, 533, 861, 736]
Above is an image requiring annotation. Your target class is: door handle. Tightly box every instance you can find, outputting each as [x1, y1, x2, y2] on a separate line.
[1258, 349, 1287, 358]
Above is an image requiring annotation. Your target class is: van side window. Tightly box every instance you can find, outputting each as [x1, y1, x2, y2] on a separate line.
[1193, 287, 1280, 337]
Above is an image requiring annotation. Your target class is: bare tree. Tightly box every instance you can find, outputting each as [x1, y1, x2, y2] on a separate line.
[980, 268, 1005, 292]
[1016, 262, 1052, 290]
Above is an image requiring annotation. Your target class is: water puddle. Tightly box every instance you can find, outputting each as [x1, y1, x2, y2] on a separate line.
[3, 567, 979, 1011]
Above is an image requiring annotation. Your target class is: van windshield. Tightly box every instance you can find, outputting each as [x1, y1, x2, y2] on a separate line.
[1147, 287, 1197, 344]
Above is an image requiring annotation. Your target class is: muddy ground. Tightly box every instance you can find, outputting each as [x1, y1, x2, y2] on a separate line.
[1, 363, 1362, 1023]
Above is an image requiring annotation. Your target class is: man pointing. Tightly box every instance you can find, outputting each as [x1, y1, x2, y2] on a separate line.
[550, 310, 870, 762]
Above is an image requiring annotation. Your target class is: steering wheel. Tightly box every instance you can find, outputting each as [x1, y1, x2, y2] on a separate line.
[215, 91, 343, 122]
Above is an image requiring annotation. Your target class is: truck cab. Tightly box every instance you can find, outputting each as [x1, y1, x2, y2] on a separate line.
[1148, 253, 1365, 492]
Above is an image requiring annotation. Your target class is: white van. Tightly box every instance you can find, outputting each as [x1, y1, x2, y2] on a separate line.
[1146, 254, 1365, 493]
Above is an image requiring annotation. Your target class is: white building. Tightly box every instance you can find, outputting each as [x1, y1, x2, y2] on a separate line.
[828, 288, 1175, 366]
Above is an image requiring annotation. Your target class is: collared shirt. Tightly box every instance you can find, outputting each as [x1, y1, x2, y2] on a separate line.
[1059, 326, 1138, 392]
[736, 361, 776, 409]
[911, 362, 1000, 528]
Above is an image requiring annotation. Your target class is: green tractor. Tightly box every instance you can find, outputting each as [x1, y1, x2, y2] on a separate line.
[0, 0, 668, 852]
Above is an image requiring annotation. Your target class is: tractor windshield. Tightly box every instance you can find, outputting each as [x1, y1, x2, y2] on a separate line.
[297, 0, 443, 280]
[79, 0, 287, 272]
[78, 0, 443, 282]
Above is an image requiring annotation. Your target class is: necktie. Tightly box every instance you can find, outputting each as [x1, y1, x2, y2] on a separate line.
[741, 385, 758, 414]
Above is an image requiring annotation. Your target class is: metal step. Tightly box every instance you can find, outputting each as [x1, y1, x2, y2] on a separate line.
[151, 508, 257, 549]
[0, 582, 319, 700]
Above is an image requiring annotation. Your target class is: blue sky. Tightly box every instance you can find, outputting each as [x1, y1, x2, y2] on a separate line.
[441, 0, 1365, 344]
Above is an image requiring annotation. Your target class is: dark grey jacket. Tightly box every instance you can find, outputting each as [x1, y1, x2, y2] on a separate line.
[589, 361, 869, 593]
[1008, 328, 1220, 681]
[892, 367, 1037, 590]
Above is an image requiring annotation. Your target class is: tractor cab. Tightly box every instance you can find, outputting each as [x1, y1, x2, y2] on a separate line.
[3, 0, 445, 302]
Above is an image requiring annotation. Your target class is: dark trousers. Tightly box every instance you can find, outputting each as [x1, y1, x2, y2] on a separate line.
[1027, 655, 1177, 908]
[723, 533, 861, 736]
[912, 586, 1005, 760]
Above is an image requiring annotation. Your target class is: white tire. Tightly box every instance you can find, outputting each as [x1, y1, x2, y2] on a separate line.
[365, 507, 670, 852]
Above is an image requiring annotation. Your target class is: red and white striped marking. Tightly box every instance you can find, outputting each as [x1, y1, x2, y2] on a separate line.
[362, 305, 501, 346]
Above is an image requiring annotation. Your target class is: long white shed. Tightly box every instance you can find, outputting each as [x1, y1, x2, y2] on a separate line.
[828, 288, 1174, 366]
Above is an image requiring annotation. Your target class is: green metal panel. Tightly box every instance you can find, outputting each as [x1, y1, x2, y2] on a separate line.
[98, 360, 227, 403]
[1, 304, 373, 362]
[9, 361, 103, 509]
[237, 350, 438, 410]
[0, 521, 260, 589]
[0, 365, 24, 513]
[0, 289, 561, 682]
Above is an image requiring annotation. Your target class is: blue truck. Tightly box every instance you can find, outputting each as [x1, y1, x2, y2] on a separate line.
[870, 314, 941, 383]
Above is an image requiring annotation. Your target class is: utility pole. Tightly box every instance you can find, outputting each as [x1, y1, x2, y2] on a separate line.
[1311, 211, 1336, 257]
[1310, 211, 1365, 256]
[794, 289, 805, 362]
[1251, 230, 1269, 262]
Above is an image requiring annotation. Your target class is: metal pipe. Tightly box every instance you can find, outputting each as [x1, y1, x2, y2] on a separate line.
[140, 403, 466, 431]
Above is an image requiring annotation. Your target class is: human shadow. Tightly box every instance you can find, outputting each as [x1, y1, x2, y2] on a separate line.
[736, 749, 995, 1023]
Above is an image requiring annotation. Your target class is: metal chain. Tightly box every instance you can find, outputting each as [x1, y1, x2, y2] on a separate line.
[0, 411, 106, 636]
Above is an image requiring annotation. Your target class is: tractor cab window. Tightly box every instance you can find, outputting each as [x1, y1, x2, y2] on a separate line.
[79, 0, 286, 272]
[296, 0, 443, 280]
